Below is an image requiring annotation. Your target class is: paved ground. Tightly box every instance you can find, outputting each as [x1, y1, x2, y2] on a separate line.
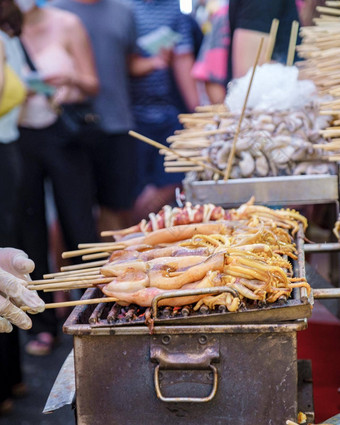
[0, 320, 75, 425]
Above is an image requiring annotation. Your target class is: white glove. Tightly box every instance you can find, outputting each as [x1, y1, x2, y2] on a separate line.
[0, 248, 45, 333]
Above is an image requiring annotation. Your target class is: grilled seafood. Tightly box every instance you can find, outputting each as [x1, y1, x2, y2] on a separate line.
[109, 197, 307, 239]
[169, 104, 335, 180]
[101, 212, 311, 312]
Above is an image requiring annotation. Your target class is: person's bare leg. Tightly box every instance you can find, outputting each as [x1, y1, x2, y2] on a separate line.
[98, 206, 133, 241]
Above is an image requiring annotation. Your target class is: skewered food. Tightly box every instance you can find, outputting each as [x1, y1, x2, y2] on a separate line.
[164, 63, 335, 179]
[110, 197, 307, 239]
[100, 200, 310, 312]
[28, 199, 310, 315]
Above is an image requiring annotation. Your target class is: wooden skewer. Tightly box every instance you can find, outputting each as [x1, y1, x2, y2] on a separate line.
[62, 244, 125, 259]
[77, 242, 120, 248]
[195, 104, 227, 113]
[82, 252, 110, 261]
[43, 284, 97, 293]
[312, 17, 340, 25]
[38, 283, 95, 292]
[320, 110, 340, 115]
[316, 5, 340, 16]
[314, 143, 340, 150]
[21, 297, 119, 311]
[129, 130, 224, 177]
[286, 20, 299, 66]
[28, 277, 113, 291]
[164, 160, 204, 166]
[265, 18, 279, 62]
[29, 274, 104, 285]
[60, 260, 106, 272]
[44, 267, 101, 279]
[167, 127, 232, 141]
[165, 166, 204, 173]
[224, 37, 264, 181]
[326, 0, 340, 6]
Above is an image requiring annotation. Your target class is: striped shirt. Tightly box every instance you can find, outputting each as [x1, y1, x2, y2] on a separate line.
[129, 0, 195, 121]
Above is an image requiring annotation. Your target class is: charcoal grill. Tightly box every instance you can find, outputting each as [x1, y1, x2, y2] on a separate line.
[62, 226, 319, 425]
[64, 300, 310, 425]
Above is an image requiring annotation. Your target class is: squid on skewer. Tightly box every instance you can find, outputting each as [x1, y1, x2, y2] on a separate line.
[107, 197, 307, 240]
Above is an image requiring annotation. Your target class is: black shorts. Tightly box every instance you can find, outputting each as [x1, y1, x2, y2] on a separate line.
[86, 131, 137, 210]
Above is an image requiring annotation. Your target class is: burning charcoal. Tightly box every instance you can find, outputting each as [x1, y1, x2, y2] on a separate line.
[162, 307, 172, 318]
[181, 306, 191, 316]
[125, 306, 137, 322]
[172, 307, 181, 317]
[218, 305, 227, 313]
[145, 308, 154, 334]
[89, 302, 106, 324]
[107, 303, 121, 323]
[199, 305, 209, 315]
[278, 295, 288, 305]
[254, 300, 266, 309]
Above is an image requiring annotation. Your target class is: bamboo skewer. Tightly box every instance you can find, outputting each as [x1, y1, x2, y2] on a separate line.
[128, 130, 224, 177]
[165, 166, 203, 172]
[28, 277, 113, 291]
[62, 244, 125, 259]
[43, 268, 101, 279]
[77, 242, 122, 248]
[29, 274, 103, 285]
[43, 284, 96, 293]
[265, 19, 279, 62]
[82, 252, 111, 261]
[167, 127, 233, 141]
[60, 260, 106, 272]
[22, 297, 119, 311]
[223, 37, 264, 181]
[286, 20, 299, 66]
[316, 5, 340, 15]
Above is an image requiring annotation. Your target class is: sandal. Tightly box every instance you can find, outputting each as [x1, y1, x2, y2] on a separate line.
[25, 332, 56, 356]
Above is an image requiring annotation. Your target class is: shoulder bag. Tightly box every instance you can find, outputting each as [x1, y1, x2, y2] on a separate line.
[0, 42, 27, 117]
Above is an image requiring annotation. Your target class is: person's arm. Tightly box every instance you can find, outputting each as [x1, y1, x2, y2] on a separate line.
[0, 248, 45, 333]
[192, 6, 229, 105]
[205, 81, 226, 104]
[172, 52, 200, 112]
[43, 13, 99, 97]
[232, 29, 269, 78]
[128, 49, 171, 77]
[229, 0, 294, 79]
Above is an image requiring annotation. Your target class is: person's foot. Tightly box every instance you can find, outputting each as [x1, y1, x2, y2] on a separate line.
[25, 332, 56, 356]
[11, 382, 28, 398]
[0, 399, 13, 416]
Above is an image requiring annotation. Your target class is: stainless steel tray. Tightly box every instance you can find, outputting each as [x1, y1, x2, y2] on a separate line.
[183, 174, 338, 207]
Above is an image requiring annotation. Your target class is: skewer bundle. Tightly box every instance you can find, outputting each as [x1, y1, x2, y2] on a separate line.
[164, 104, 333, 180]
[298, 2, 340, 159]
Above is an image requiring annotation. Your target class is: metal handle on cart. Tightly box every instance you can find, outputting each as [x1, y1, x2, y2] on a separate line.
[313, 288, 340, 299]
[151, 286, 239, 318]
[153, 364, 218, 403]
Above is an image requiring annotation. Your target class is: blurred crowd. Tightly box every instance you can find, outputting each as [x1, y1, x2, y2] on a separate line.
[0, 0, 321, 418]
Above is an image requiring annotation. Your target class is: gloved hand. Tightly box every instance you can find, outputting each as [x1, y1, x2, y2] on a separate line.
[0, 248, 45, 333]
